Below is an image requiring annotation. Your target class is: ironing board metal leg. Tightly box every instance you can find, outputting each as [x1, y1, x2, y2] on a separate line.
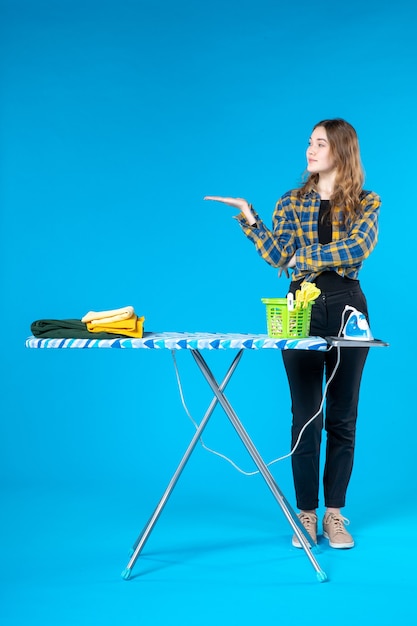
[121, 350, 244, 580]
[191, 349, 328, 583]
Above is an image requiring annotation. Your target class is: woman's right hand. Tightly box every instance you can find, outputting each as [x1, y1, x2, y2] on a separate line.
[204, 196, 256, 225]
[278, 253, 296, 279]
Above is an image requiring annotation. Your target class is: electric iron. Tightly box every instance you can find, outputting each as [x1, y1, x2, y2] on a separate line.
[341, 305, 373, 341]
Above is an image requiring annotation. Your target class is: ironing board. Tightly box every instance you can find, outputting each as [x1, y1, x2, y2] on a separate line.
[26, 331, 386, 583]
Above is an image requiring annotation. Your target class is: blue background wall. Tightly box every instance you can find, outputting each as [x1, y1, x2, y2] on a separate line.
[1, 0, 416, 624]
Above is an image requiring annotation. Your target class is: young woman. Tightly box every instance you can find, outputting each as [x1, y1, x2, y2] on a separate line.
[204, 118, 381, 549]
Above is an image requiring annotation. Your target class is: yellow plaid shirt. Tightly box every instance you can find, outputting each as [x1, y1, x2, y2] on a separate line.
[235, 189, 381, 283]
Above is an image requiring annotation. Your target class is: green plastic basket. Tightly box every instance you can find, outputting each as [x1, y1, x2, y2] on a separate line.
[261, 298, 313, 339]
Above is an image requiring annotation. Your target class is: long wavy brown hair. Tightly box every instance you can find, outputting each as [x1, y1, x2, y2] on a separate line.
[298, 118, 365, 225]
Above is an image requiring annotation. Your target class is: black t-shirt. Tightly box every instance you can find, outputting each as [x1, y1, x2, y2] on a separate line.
[290, 199, 358, 293]
[318, 199, 332, 244]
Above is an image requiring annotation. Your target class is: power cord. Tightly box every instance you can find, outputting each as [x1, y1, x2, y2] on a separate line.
[170, 344, 341, 476]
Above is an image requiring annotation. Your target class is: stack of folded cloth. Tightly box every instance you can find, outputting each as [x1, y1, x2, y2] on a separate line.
[30, 306, 146, 339]
[81, 306, 144, 338]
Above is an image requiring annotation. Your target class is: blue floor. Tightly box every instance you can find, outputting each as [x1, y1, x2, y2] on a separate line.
[3, 338, 412, 624]
[2, 481, 416, 626]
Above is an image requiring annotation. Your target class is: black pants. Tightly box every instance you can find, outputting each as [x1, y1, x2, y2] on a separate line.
[281, 285, 369, 510]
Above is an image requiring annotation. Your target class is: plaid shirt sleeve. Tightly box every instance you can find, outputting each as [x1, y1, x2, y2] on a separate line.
[296, 191, 381, 278]
[235, 190, 381, 282]
[234, 192, 298, 268]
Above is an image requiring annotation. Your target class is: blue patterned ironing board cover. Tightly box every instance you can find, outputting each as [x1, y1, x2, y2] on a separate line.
[25, 332, 328, 351]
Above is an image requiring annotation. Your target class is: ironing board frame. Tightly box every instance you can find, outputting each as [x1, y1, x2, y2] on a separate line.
[25, 332, 388, 583]
[124, 346, 327, 582]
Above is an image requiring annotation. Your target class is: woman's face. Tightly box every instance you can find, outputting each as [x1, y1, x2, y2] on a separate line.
[306, 126, 336, 175]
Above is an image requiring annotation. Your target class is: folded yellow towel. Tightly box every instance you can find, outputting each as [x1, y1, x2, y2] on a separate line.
[87, 316, 138, 331]
[82, 306, 134, 324]
[87, 315, 145, 338]
[87, 314, 133, 325]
